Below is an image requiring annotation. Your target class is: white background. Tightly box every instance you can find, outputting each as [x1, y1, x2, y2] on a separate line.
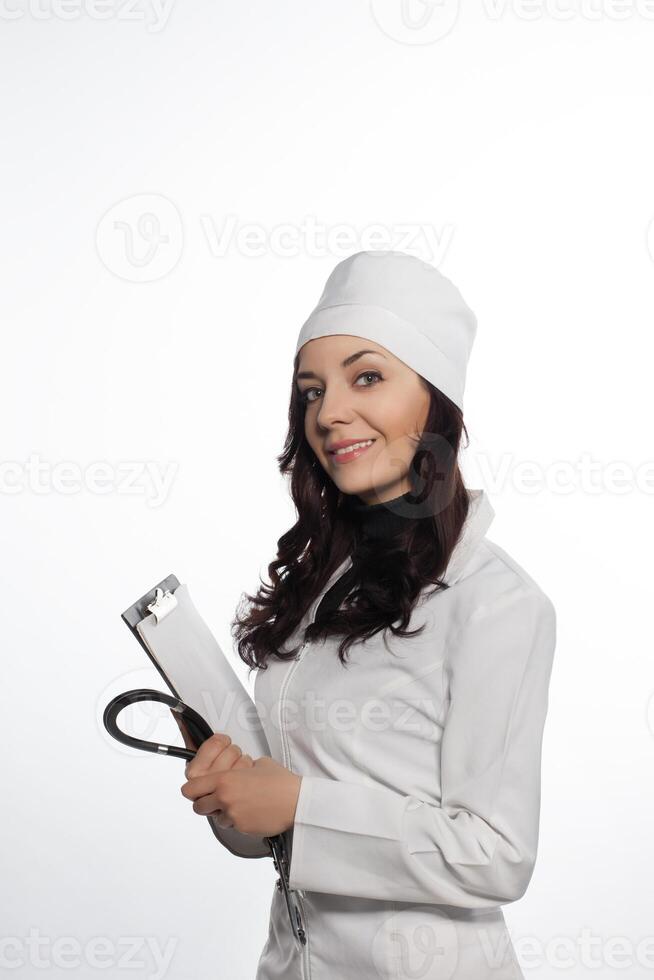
[2, 1, 653, 977]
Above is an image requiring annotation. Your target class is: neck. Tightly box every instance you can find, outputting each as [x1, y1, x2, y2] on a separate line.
[344, 488, 430, 542]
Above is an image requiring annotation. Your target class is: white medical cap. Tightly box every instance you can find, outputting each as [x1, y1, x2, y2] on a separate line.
[294, 250, 477, 412]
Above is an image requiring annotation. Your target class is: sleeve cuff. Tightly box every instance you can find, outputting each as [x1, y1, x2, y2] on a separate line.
[288, 775, 413, 897]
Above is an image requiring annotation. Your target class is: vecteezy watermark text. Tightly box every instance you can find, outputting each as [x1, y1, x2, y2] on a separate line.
[0, 928, 177, 978]
[95, 194, 455, 282]
[0, 454, 178, 508]
[370, 0, 654, 46]
[199, 214, 453, 262]
[0, 0, 175, 32]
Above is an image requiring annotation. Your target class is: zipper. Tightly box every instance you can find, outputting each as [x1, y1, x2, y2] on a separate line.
[277, 566, 339, 769]
[277, 563, 352, 980]
[294, 889, 310, 979]
[278, 638, 311, 979]
[279, 639, 309, 771]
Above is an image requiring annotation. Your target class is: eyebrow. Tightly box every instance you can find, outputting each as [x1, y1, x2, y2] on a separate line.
[296, 349, 387, 382]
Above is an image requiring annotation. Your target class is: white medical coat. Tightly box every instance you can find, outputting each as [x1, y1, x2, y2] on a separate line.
[210, 489, 557, 980]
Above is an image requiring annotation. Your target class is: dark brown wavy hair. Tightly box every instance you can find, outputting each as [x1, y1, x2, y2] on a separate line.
[231, 358, 471, 673]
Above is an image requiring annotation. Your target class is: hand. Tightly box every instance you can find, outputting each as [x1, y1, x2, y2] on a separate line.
[182, 732, 254, 781]
[181, 752, 302, 837]
[169, 710, 254, 778]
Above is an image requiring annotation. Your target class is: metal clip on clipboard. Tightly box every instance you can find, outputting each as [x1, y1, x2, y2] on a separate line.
[103, 573, 306, 947]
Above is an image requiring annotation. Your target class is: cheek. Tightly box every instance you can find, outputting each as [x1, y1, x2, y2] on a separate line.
[376, 395, 421, 444]
[394, 387, 430, 439]
[371, 400, 427, 462]
[305, 415, 324, 460]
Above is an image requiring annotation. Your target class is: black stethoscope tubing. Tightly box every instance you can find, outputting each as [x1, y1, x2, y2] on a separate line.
[102, 688, 307, 946]
[103, 687, 212, 760]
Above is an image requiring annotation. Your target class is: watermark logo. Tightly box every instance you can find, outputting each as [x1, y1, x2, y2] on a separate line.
[96, 193, 183, 282]
[372, 907, 459, 979]
[370, 0, 461, 44]
[97, 667, 181, 758]
[98, 668, 266, 755]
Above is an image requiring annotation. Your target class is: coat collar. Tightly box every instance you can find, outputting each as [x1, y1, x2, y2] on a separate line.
[441, 487, 495, 586]
[309, 488, 495, 621]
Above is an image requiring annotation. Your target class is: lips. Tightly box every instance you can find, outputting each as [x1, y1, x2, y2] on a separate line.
[328, 439, 376, 454]
[329, 439, 376, 464]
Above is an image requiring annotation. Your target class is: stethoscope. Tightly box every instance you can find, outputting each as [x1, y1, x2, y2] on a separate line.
[103, 688, 306, 946]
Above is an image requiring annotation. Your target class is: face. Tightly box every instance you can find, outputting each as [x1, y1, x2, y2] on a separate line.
[296, 334, 431, 505]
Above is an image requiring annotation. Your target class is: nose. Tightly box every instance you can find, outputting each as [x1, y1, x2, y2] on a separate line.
[314, 381, 356, 429]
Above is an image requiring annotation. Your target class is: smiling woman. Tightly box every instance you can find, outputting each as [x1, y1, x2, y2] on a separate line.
[231, 252, 480, 669]
[225, 250, 557, 980]
[232, 327, 471, 668]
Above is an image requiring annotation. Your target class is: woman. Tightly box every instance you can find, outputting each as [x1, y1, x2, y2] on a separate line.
[181, 250, 557, 980]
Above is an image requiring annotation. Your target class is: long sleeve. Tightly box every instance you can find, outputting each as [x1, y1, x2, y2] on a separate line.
[288, 586, 556, 907]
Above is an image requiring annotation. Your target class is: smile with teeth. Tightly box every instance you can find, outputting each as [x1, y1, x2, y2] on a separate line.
[330, 439, 375, 463]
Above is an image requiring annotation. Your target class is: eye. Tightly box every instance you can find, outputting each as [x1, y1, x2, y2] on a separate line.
[299, 370, 383, 405]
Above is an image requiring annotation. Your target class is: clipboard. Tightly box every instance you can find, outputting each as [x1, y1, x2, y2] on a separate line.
[121, 574, 184, 698]
[120, 573, 271, 761]
[119, 573, 272, 860]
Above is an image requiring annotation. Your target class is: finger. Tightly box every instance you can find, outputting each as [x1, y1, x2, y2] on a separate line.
[181, 770, 224, 801]
[193, 793, 230, 818]
[184, 757, 203, 779]
[233, 753, 254, 769]
[205, 743, 242, 773]
[191, 743, 243, 777]
[186, 733, 232, 775]
[195, 732, 232, 765]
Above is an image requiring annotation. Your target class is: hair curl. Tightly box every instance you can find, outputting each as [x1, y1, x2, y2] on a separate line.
[231, 357, 471, 673]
